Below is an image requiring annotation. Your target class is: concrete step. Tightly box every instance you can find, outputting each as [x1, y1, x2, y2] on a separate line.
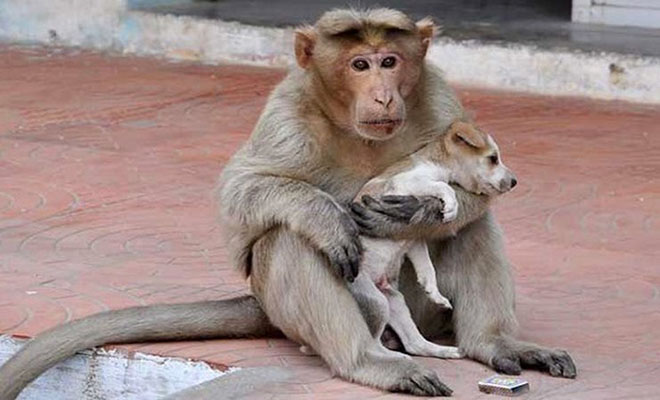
[1, 0, 660, 103]
[0, 336, 230, 400]
[131, 0, 660, 57]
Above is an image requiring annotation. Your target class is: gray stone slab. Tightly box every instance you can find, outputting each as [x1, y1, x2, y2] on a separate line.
[129, 0, 660, 57]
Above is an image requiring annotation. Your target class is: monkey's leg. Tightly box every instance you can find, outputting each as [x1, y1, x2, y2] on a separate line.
[426, 212, 577, 378]
[250, 228, 452, 396]
[384, 289, 462, 359]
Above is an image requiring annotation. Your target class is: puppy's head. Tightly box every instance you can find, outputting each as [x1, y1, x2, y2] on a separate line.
[444, 121, 517, 196]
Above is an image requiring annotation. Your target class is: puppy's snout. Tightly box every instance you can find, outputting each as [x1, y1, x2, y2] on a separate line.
[499, 172, 518, 193]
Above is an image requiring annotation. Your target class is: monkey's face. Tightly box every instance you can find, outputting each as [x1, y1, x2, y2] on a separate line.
[343, 49, 419, 141]
[309, 40, 424, 142]
[294, 13, 432, 142]
[444, 122, 518, 196]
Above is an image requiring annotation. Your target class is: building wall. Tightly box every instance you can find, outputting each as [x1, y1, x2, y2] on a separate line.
[573, 0, 660, 28]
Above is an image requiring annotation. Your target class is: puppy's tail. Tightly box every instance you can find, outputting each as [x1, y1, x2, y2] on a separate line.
[0, 295, 278, 400]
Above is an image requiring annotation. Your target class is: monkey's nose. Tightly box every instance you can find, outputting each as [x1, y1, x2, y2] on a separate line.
[374, 92, 393, 108]
[510, 178, 517, 188]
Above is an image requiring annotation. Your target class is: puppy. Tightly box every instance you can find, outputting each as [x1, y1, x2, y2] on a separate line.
[351, 121, 517, 359]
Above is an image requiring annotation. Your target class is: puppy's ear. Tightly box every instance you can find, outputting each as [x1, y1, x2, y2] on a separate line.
[449, 121, 486, 149]
[294, 25, 317, 69]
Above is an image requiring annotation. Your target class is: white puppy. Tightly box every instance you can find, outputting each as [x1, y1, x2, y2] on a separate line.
[351, 121, 517, 359]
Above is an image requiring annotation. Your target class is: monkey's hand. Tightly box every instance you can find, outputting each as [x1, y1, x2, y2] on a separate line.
[219, 171, 363, 281]
[306, 205, 363, 282]
[351, 195, 446, 238]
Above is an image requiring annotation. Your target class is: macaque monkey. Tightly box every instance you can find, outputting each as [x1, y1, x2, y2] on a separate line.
[0, 8, 575, 399]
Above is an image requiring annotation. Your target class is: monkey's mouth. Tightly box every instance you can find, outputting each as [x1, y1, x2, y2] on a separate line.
[359, 118, 402, 128]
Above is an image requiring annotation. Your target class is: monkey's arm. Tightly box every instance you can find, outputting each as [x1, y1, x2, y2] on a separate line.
[220, 172, 361, 281]
[351, 187, 490, 240]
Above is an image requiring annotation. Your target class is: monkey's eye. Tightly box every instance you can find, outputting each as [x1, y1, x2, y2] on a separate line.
[381, 56, 396, 68]
[352, 59, 370, 71]
[489, 154, 499, 165]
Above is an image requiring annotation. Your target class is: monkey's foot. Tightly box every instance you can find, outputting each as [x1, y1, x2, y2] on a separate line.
[492, 345, 577, 378]
[391, 365, 453, 397]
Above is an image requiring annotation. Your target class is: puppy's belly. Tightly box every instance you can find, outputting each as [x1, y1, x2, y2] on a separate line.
[360, 237, 412, 286]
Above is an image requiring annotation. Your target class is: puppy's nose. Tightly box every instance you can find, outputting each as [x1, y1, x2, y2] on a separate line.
[510, 177, 517, 188]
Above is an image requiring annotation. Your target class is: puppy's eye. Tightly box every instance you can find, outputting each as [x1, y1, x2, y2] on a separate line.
[352, 59, 369, 71]
[381, 56, 396, 68]
[489, 154, 499, 165]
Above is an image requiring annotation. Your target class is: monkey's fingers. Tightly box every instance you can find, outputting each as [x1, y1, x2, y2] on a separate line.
[396, 369, 453, 397]
[320, 210, 363, 281]
[409, 196, 446, 225]
[367, 194, 447, 225]
[345, 240, 362, 280]
[350, 203, 376, 231]
[361, 195, 418, 221]
[492, 354, 523, 376]
[367, 194, 447, 226]
[379, 194, 420, 205]
[326, 248, 355, 282]
[350, 202, 403, 237]
[322, 238, 361, 282]
[519, 348, 577, 379]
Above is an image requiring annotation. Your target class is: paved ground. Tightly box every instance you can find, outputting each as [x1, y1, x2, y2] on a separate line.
[0, 44, 658, 399]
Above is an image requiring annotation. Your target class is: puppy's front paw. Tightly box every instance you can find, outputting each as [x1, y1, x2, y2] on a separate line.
[435, 184, 459, 222]
[441, 195, 458, 222]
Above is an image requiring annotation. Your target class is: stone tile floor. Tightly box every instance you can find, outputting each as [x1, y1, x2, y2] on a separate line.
[0, 44, 658, 399]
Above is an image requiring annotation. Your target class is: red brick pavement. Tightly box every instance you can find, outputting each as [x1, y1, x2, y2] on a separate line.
[0, 44, 658, 399]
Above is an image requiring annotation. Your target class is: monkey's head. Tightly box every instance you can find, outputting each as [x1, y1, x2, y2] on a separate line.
[443, 121, 518, 196]
[295, 8, 436, 141]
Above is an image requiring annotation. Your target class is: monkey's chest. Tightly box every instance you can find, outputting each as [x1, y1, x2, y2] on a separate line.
[322, 144, 406, 199]
[315, 169, 372, 203]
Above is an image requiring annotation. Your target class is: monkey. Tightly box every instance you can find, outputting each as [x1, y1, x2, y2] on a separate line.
[0, 8, 576, 399]
[349, 120, 517, 360]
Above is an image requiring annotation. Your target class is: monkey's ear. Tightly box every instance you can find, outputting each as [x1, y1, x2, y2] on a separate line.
[416, 17, 439, 57]
[294, 26, 317, 69]
[450, 122, 486, 149]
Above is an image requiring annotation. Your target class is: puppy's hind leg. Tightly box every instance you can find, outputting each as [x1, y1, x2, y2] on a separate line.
[406, 242, 452, 309]
[385, 289, 463, 359]
[349, 273, 412, 361]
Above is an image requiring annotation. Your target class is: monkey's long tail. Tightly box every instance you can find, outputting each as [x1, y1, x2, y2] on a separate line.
[0, 295, 278, 400]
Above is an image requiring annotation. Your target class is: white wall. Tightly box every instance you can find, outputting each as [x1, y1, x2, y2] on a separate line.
[573, 0, 660, 29]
